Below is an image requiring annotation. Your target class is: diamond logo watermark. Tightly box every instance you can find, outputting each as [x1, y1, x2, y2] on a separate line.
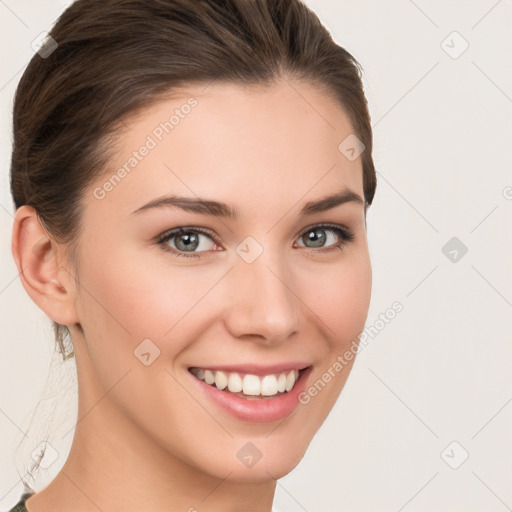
[134, 338, 161, 366]
[236, 442, 262, 468]
[31, 441, 59, 469]
[441, 441, 469, 469]
[441, 31, 469, 59]
[442, 236, 468, 263]
[31, 32, 58, 58]
[338, 134, 365, 161]
[236, 236, 264, 264]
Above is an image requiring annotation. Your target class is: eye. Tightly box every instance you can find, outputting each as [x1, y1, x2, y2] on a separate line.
[157, 227, 219, 258]
[157, 223, 355, 259]
[295, 223, 355, 253]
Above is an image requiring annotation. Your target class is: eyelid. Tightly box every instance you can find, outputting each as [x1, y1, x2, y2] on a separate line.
[156, 223, 355, 257]
[293, 221, 353, 240]
[157, 223, 353, 242]
[156, 226, 221, 248]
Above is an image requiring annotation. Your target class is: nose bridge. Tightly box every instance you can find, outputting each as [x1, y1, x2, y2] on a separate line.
[225, 240, 300, 341]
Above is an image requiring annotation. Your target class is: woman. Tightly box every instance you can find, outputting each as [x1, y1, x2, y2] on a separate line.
[7, 0, 376, 510]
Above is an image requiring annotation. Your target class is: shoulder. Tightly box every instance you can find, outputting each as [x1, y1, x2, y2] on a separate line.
[4, 492, 34, 512]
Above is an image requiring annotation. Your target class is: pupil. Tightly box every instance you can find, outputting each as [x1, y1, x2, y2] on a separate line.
[177, 232, 198, 251]
[306, 229, 325, 248]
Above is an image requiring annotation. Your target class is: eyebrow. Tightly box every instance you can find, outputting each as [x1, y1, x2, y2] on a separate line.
[131, 188, 364, 219]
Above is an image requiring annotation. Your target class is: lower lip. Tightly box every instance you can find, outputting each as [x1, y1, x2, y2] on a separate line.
[190, 367, 312, 423]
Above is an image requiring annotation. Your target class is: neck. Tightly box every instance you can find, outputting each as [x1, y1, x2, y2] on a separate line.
[26, 335, 277, 512]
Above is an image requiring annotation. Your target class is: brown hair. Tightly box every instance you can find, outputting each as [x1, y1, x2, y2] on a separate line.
[10, 0, 377, 360]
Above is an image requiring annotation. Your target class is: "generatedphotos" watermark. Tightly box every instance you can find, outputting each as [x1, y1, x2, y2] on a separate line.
[93, 97, 198, 200]
[298, 300, 403, 405]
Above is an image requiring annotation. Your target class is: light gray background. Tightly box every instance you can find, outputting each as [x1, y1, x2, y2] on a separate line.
[1, 1, 511, 511]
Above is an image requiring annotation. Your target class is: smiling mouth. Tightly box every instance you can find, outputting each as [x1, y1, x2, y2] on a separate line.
[188, 367, 308, 400]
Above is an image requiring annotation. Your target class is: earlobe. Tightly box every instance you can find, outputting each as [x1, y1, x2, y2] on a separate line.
[11, 205, 80, 326]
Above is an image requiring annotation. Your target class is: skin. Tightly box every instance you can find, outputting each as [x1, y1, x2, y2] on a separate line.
[12, 78, 372, 512]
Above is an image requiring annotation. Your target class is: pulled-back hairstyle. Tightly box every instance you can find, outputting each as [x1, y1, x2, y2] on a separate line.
[10, 0, 376, 360]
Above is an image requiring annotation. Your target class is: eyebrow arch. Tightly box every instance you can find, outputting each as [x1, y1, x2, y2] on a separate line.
[131, 188, 364, 219]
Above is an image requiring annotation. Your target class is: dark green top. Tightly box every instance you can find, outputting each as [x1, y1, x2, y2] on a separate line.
[6, 491, 280, 511]
[6, 492, 34, 512]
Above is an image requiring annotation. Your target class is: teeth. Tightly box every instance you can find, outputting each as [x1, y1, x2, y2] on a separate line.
[243, 374, 261, 395]
[277, 373, 286, 393]
[228, 372, 243, 393]
[190, 367, 301, 397]
[214, 371, 228, 390]
[285, 370, 296, 392]
[204, 369, 215, 385]
[261, 375, 278, 396]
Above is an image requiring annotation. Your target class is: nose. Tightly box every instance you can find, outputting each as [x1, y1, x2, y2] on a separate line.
[223, 249, 300, 344]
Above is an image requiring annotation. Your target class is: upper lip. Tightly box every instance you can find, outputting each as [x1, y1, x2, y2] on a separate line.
[188, 362, 312, 376]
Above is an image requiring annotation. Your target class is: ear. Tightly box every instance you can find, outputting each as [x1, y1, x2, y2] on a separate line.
[11, 205, 80, 326]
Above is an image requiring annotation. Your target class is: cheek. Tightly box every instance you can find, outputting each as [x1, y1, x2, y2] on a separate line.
[298, 252, 371, 423]
[76, 247, 223, 358]
[299, 250, 372, 349]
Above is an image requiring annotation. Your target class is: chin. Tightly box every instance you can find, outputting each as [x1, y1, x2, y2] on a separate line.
[214, 450, 308, 483]
[205, 432, 313, 483]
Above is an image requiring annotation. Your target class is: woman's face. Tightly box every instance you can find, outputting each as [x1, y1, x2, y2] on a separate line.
[69, 79, 372, 481]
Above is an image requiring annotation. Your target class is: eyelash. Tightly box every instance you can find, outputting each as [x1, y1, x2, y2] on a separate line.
[156, 223, 355, 259]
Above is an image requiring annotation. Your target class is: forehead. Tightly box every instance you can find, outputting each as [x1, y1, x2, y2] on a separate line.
[88, 79, 364, 220]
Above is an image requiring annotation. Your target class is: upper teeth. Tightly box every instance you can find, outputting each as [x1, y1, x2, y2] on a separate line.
[190, 368, 300, 396]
